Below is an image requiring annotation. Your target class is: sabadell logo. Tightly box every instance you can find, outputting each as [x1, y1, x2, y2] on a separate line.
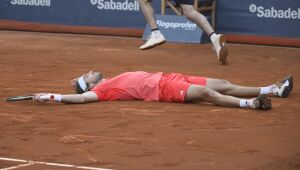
[90, 0, 139, 11]
[10, 0, 51, 7]
[249, 4, 300, 19]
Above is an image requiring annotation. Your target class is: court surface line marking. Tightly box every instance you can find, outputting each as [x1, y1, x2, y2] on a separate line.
[0, 157, 113, 170]
[1, 162, 35, 170]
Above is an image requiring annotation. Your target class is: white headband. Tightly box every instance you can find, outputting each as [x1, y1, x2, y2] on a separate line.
[78, 76, 87, 92]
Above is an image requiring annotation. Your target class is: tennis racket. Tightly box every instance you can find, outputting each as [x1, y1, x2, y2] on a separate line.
[6, 95, 33, 102]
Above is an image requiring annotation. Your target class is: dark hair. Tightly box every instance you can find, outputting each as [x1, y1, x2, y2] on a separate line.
[75, 81, 86, 94]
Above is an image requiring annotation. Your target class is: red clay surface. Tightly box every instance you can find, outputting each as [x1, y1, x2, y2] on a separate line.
[0, 30, 299, 170]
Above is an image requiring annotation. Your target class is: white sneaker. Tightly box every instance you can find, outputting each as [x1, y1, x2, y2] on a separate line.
[140, 31, 166, 50]
[273, 75, 293, 98]
[212, 34, 228, 64]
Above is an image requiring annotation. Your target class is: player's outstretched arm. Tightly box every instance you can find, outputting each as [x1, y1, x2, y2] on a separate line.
[33, 91, 98, 104]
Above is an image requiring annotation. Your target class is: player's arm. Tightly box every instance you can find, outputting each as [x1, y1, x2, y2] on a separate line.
[33, 91, 98, 104]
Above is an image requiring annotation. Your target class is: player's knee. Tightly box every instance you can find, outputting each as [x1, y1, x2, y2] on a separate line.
[220, 79, 231, 86]
[218, 79, 233, 91]
[202, 88, 218, 101]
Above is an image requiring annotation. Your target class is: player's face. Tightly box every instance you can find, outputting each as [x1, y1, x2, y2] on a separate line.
[71, 71, 103, 91]
[83, 71, 102, 87]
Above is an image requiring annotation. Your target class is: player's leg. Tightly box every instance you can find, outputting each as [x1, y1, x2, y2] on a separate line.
[184, 74, 259, 97]
[185, 85, 271, 110]
[138, 0, 158, 32]
[138, 0, 166, 50]
[206, 78, 261, 97]
[206, 75, 293, 98]
[179, 4, 213, 36]
[179, 3, 228, 64]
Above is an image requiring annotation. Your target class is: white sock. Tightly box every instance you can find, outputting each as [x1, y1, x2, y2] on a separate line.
[239, 99, 248, 108]
[240, 99, 255, 108]
[152, 30, 160, 36]
[260, 85, 274, 94]
[210, 33, 217, 43]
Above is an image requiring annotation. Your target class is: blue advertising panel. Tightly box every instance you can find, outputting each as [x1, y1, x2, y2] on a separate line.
[216, 0, 300, 38]
[142, 15, 209, 44]
[0, 0, 160, 29]
[1, 0, 298, 45]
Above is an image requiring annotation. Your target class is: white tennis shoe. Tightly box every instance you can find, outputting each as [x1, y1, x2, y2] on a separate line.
[140, 31, 166, 50]
[273, 75, 293, 98]
[212, 34, 228, 64]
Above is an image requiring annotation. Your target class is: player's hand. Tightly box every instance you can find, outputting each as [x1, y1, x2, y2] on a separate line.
[33, 93, 49, 102]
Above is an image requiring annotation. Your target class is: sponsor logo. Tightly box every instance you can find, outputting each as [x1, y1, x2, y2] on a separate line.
[249, 4, 300, 19]
[10, 0, 51, 7]
[157, 20, 197, 30]
[90, 0, 139, 11]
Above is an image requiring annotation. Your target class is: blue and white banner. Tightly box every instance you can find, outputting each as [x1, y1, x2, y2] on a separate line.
[216, 0, 300, 38]
[0, 0, 158, 29]
[143, 15, 209, 44]
[1, 0, 299, 44]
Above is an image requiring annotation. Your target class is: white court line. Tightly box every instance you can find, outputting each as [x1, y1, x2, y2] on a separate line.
[0, 157, 113, 170]
[1, 162, 35, 170]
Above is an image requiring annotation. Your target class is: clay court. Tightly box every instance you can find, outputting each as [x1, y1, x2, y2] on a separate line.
[0, 30, 299, 170]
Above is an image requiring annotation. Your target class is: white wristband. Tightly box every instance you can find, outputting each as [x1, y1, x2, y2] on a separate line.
[40, 94, 62, 102]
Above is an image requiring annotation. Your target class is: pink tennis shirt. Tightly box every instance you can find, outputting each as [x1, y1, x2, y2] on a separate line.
[91, 71, 163, 101]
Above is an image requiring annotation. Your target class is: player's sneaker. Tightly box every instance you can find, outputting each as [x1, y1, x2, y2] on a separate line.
[250, 94, 272, 110]
[140, 31, 166, 50]
[273, 75, 293, 98]
[212, 34, 228, 65]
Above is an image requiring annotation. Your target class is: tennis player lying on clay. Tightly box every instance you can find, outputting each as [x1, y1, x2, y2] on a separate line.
[33, 71, 293, 110]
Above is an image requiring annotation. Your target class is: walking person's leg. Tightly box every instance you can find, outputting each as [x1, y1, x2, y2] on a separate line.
[138, 0, 166, 49]
[179, 3, 228, 64]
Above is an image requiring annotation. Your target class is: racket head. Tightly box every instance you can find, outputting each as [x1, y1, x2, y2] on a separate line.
[6, 95, 33, 102]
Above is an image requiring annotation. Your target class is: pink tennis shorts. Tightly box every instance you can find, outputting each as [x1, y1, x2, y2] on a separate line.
[159, 73, 207, 103]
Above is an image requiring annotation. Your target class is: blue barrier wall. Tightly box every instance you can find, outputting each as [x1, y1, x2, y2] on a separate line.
[0, 0, 299, 46]
[143, 15, 210, 44]
[216, 0, 300, 39]
[0, 0, 159, 29]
